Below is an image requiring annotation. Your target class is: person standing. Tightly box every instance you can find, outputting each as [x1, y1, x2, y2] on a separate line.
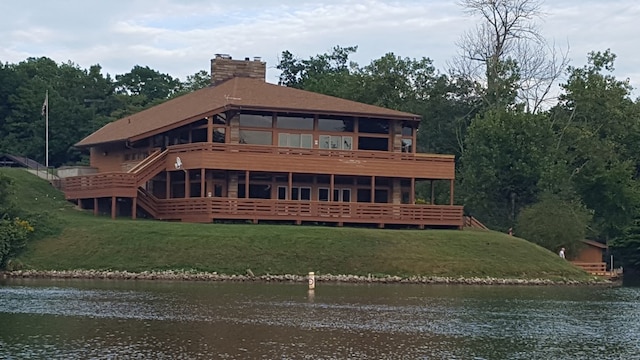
[559, 247, 566, 259]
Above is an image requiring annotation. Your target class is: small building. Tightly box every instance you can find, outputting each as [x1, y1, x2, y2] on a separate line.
[61, 55, 463, 229]
[571, 239, 609, 276]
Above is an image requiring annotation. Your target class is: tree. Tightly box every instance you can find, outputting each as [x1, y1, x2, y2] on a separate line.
[516, 194, 591, 257]
[453, 0, 568, 112]
[552, 50, 640, 239]
[277, 45, 360, 99]
[610, 218, 640, 271]
[175, 70, 211, 96]
[115, 65, 181, 104]
[460, 108, 554, 229]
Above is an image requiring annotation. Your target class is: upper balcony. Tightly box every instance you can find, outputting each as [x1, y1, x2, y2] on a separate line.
[166, 143, 455, 180]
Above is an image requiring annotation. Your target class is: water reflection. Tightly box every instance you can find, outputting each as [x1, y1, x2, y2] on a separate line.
[1, 279, 638, 359]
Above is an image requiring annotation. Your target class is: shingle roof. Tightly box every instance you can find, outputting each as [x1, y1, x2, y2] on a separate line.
[76, 77, 420, 147]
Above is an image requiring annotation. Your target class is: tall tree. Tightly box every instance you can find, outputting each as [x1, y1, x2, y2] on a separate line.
[453, 0, 567, 112]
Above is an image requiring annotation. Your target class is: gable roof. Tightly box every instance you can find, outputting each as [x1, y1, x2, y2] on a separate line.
[76, 77, 420, 147]
[581, 239, 608, 249]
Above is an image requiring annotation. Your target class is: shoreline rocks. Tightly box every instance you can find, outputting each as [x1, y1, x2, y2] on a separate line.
[1, 269, 614, 286]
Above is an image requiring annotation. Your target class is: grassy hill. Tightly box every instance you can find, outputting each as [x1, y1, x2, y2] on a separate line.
[1, 168, 593, 281]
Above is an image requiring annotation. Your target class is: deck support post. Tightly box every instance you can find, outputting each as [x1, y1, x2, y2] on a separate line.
[201, 168, 205, 197]
[166, 172, 171, 199]
[370, 176, 375, 203]
[410, 178, 415, 204]
[93, 198, 98, 216]
[111, 196, 116, 219]
[77, 199, 83, 210]
[288, 172, 293, 200]
[185, 170, 190, 198]
[330, 174, 335, 202]
[245, 170, 250, 198]
[207, 116, 213, 142]
[430, 180, 435, 204]
[449, 179, 454, 205]
[131, 197, 137, 220]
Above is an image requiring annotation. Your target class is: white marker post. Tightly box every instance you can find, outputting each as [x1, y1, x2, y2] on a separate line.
[308, 272, 315, 290]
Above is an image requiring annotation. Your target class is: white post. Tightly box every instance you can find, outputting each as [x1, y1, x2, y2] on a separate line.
[308, 271, 315, 290]
[611, 255, 614, 274]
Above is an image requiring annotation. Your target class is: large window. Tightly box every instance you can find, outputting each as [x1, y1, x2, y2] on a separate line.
[239, 112, 272, 128]
[359, 118, 389, 134]
[240, 130, 272, 145]
[276, 114, 314, 130]
[318, 187, 351, 202]
[319, 135, 352, 150]
[278, 133, 313, 148]
[318, 117, 355, 132]
[358, 136, 388, 151]
[278, 186, 311, 200]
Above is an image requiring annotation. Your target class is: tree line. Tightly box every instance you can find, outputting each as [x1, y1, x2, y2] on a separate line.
[1, 0, 639, 270]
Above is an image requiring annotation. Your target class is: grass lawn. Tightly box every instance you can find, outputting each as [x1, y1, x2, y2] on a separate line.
[2, 168, 592, 281]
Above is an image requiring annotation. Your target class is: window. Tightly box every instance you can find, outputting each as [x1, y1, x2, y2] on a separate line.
[213, 128, 226, 143]
[240, 130, 272, 145]
[402, 123, 414, 136]
[318, 188, 330, 201]
[239, 112, 272, 128]
[358, 136, 389, 151]
[402, 139, 413, 153]
[359, 118, 389, 134]
[333, 188, 351, 202]
[318, 117, 354, 132]
[278, 186, 311, 200]
[276, 115, 314, 130]
[320, 135, 352, 150]
[278, 133, 313, 148]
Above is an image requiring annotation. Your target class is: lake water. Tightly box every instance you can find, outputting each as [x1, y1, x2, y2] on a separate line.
[1, 278, 638, 359]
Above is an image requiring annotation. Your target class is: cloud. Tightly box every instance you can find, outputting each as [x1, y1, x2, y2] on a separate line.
[0, 0, 638, 95]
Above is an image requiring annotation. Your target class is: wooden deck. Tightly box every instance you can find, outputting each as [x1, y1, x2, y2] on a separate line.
[571, 262, 623, 279]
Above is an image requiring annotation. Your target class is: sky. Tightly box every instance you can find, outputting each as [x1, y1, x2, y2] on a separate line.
[2, 0, 639, 97]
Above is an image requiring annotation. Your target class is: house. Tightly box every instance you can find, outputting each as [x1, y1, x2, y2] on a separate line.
[62, 54, 463, 228]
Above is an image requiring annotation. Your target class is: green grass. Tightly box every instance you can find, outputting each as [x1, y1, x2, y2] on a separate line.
[2, 168, 593, 281]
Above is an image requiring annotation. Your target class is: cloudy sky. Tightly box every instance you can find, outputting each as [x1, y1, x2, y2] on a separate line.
[2, 0, 639, 95]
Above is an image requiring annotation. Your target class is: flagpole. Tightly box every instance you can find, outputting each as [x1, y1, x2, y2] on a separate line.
[45, 90, 49, 168]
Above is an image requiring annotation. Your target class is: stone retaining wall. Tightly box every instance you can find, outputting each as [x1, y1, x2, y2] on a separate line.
[1, 269, 611, 286]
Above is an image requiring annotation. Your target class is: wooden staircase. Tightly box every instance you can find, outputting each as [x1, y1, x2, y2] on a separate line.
[463, 216, 489, 230]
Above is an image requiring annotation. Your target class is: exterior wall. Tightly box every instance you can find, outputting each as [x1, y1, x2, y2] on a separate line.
[90, 142, 152, 173]
[211, 55, 266, 85]
[574, 246, 604, 263]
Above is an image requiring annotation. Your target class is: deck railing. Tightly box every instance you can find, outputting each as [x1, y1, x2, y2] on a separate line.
[167, 142, 454, 164]
[147, 196, 464, 227]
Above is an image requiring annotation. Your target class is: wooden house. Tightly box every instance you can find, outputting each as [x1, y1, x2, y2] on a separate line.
[62, 55, 463, 228]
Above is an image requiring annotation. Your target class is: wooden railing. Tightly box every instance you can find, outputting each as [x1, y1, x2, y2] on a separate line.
[570, 262, 622, 278]
[463, 216, 489, 230]
[168, 143, 454, 164]
[130, 149, 168, 186]
[148, 197, 464, 227]
[136, 188, 159, 218]
[62, 172, 137, 199]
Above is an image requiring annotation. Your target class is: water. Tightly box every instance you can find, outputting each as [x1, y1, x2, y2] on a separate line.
[1, 279, 638, 359]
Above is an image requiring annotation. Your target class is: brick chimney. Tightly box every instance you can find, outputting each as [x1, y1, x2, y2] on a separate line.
[210, 54, 266, 85]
